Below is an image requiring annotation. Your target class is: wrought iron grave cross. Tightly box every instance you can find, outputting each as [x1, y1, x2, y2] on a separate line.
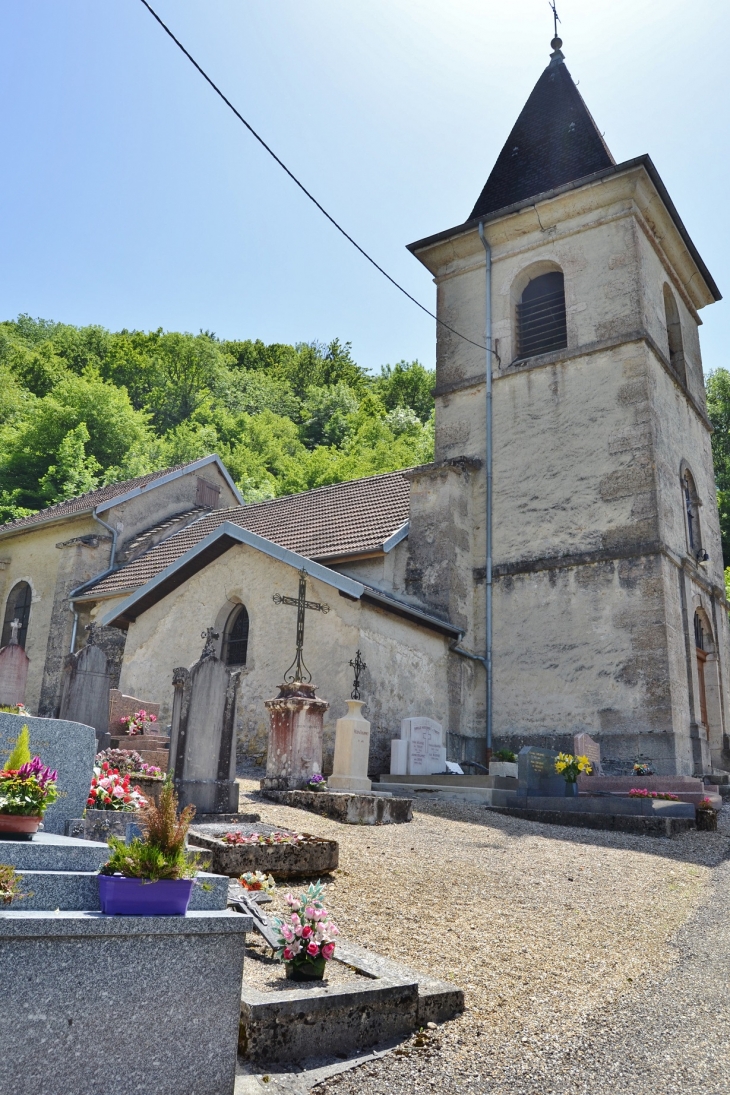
[349, 649, 367, 700]
[273, 568, 329, 684]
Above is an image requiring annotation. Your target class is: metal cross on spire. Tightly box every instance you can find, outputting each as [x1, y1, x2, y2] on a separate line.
[549, 0, 561, 39]
[273, 568, 330, 684]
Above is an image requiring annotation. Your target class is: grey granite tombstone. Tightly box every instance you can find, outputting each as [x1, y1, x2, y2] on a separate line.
[59, 635, 112, 748]
[0, 712, 96, 834]
[517, 746, 565, 797]
[170, 629, 241, 814]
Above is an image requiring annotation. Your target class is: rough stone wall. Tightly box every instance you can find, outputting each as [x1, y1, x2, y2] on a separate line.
[100, 543, 451, 777]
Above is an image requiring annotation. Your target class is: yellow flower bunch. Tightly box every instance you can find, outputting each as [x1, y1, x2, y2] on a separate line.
[554, 753, 593, 780]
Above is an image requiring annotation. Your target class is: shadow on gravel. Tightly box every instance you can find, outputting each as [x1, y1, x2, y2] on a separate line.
[412, 799, 730, 869]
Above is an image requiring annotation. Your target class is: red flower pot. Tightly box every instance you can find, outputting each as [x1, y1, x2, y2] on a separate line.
[98, 875, 194, 915]
[0, 814, 42, 837]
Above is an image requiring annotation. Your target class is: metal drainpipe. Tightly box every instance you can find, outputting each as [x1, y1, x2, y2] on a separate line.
[478, 221, 493, 758]
[68, 511, 119, 653]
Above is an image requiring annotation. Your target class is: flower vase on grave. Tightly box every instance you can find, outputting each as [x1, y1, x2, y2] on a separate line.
[564, 781, 578, 797]
[286, 954, 327, 981]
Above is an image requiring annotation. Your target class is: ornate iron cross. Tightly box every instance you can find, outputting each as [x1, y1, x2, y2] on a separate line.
[273, 568, 329, 684]
[349, 649, 367, 700]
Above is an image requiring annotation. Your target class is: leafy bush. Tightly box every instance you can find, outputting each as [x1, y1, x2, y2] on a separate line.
[494, 748, 517, 763]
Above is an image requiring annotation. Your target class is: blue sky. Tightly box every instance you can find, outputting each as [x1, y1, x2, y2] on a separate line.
[0, 0, 727, 375]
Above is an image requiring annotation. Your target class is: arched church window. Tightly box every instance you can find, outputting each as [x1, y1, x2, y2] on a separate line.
[683, 470, 701, 555]
[224, 605, 249, 666]
[663, 285, 686, 383]
[1, 581, 32, 649]
[694, 611, 709, 728]
[517, 271, 567, 359]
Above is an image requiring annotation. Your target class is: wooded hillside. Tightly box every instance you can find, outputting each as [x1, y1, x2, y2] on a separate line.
[0, 315, 434, 523]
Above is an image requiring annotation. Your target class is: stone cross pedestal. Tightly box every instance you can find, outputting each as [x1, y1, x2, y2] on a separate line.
[0, 619, 29, 707]
[169, 629, 241, 814]
[328, 700, 372, 793]
[262, 682, 329, 791]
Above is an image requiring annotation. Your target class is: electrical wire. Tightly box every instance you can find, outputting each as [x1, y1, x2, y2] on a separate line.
[138, 0, 489, 353]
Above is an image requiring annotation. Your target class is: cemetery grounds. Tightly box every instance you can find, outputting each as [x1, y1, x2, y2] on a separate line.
[237, 780, 730, 1095]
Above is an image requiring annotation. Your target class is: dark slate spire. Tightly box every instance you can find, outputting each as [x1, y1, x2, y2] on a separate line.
[469, 39, 614, 220]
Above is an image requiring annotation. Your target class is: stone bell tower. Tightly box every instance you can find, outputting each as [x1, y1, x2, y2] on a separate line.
[405, 35, 728, 775]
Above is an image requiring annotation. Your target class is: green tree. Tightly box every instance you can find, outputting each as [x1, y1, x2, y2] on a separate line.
[372, 360, 435, 422]
[38, 423, 102, 503]
[705, 369, 730, 566]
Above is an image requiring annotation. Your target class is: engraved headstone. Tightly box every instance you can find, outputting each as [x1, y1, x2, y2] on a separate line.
[0, 619, 30, 707]
[169, 628, 241, 813]
[59, 629, 112, 748]
[0, 712, 96, 834]
[328, 700, 372, 793]
[573, 732, 601, 775]
[402, 717, 447, 775]
[517, 746, 564, 797]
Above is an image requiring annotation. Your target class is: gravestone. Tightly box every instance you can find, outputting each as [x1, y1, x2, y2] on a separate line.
[574, 732, 601, 775]
[169, 629, 241, 813]
[108, 688, 161, 736]
[0, 620, 29, 707]
[390, 717, 447, 776]
[0, 712, 96, 834]
[517, 745, 565, 797]
[328, 700, 372, 793]
[59, 628, 112, 748]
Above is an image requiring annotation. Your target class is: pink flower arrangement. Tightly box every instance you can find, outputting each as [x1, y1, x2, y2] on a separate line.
[95, 749, 163, 779]
[119, 710, 158, 736]
[273, 880, 339, 968]
[629, 788, 680, 801]
[220, 830, 303, 846]
[87, 762, 149, 812]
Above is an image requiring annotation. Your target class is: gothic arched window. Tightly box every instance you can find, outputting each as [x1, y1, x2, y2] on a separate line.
[663, 285, 686, 384]
[224, 605, 249, 666]
[683, 470, 701, 555]
[1, 581, 32, 649]
[517, 271, 567, 359]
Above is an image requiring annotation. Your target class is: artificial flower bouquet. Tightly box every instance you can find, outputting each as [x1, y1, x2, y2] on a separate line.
[307, 773, 327, 792]
[633, 761, 654, 777]
[87, 762, 149, 812]
[272, 879, 339, 980]
[629, 788, 679, 800]
[239, 870, 276, 894]
[554, 753, 593, 783]
[0, 726, 58, 817]
[96, 748, 163, 779]
[220, 830, 303, 846]
[119, 709, 158, 736]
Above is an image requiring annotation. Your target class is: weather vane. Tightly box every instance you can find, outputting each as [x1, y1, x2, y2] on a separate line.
[349, 649, 367, 700]
[549, 0, 561, 39]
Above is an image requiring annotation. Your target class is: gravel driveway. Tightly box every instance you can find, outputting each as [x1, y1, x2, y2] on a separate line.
[237, 782, 730, 1094]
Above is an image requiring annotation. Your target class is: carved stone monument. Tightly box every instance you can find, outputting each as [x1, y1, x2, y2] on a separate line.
[169, 628, 241, 813]
[329, 649, 372, 793]
[59, 626, 112, 748]
[573, 732, 601, 775]
[0, 619, 30, 707]
[390, 717, 447, 776]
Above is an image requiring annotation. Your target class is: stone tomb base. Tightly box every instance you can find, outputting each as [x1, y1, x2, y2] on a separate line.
[0, 910, 250, 1095]
[240, 938, 463, 1066]
[189, 822, 339, 878]
[263, 789, 413, 825]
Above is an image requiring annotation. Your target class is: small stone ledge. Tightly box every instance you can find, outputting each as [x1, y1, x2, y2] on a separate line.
[488, 805, 696, 837]
[262, 789, 413, 825]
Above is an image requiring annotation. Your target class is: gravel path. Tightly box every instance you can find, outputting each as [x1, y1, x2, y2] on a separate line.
[237, 782, 730, 1094]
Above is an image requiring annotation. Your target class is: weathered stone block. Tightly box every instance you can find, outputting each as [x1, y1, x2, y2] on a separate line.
[264, 789, 413, 825]
[189, 823, 338, 878]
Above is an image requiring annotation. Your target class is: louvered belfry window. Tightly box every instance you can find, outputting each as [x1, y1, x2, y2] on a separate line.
[517, 272, 567, 359]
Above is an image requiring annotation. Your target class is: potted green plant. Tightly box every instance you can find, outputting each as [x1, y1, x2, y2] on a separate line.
[489, 748, 518, 778]
[554, 752, 592, 796]
[98, 776, 199, 915]
[0, 726, 58, 836]
[272, 880, 339, 981]
[307, 773, 327, 792]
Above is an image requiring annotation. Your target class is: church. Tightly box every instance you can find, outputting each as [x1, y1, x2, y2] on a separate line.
[0, 35, 726, 778]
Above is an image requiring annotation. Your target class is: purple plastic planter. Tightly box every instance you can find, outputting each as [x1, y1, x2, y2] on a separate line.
[98, 875, 194, 915]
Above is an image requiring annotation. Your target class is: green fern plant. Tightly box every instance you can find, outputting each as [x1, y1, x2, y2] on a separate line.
[100, 776, 199, 881]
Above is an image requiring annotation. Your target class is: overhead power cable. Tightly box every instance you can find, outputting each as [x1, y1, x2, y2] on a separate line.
[138, 0, 489, 353]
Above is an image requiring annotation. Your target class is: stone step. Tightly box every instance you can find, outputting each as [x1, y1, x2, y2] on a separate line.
[489, 806, 696, 838]
[0, 833, 110, 872]
[12, 870, 229, 911]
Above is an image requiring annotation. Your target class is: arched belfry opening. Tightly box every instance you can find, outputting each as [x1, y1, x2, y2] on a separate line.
[223, 604, 249, 667]
[1, 581, 32, 649]
[663, 284, 686, 384]
[682, 468, 701, 556]
[517, 271, 567, 359]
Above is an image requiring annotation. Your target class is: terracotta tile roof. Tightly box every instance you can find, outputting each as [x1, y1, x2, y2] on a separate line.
[85, 469, 415, 598]
[469, 51, 614, 220]
[0, 464, 193, 535]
